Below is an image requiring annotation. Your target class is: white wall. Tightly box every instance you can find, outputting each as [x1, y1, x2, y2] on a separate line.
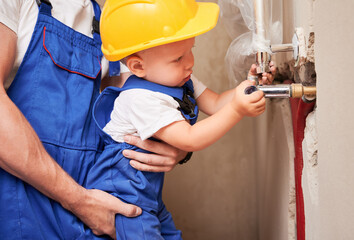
[280, 0, 354, 239]
[315, 0, 354, 239]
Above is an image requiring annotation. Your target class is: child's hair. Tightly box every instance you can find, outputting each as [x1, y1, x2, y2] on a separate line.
[120, 57, 128, 66]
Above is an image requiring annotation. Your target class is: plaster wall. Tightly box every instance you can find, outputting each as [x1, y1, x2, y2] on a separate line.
[280, 0, 354, 239]
[163, 9, 260, 239]
[315, 0, 354, 239]
[282, 0, 354, 239]
[164, 0, 294, 239]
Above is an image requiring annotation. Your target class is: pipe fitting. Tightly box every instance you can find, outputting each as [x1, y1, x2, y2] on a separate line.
[258, 84, 291, 98]
[291, 84, 316, 99]
[255, 51, 271, 75]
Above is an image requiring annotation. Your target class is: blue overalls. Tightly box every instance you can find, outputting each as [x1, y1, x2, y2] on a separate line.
[0, 1, 105, 239]
[87, 75, 199, 240]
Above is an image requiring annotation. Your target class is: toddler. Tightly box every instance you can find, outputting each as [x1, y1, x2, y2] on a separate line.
[87, 0, 274, 239]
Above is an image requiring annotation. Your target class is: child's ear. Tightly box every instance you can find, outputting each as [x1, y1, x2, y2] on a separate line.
[126, 55, 146, 78]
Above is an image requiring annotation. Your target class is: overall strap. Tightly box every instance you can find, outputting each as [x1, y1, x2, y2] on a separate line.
[91, 0, 122, 77]
[36, 0, 52, 16]
[92, 75, 199, 143]
[122, 76, 185, 98]
[172, 83, 197, 121]
[91, 0, 102, 43]
[36, 0, 102, 44]
[122, 76, 198, 124]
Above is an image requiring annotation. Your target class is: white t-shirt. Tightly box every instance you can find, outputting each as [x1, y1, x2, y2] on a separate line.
[0, 0, 110, 89]
[103, 76, 206, 142]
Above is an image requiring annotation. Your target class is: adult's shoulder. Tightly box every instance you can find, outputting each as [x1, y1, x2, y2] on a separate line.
[0, 0, 25, 34]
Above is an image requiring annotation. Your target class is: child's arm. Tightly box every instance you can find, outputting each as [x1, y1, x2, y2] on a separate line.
[153, 80, 265, 152]
[196, 87, 234, 115]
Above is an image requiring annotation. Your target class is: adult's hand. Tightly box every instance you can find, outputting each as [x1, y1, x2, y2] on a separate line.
[122, 135, 187, 172]
[66, 188, 141, 239]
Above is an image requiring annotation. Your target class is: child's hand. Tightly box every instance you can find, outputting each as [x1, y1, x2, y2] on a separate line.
[232, 80, 266, 117]
[248, 61, 276, 85]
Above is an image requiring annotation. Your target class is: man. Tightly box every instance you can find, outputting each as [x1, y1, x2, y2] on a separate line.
[0, 1, 187, 238]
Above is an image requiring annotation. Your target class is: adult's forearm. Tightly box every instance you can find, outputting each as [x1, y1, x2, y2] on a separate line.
[0, 93, 84, 208]
[0, 22, 84, 208]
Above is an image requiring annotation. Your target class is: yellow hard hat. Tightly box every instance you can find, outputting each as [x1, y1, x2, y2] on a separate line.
[100, 0, 220, 61]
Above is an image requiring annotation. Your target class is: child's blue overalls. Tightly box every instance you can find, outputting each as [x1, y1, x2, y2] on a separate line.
[0, 1, 105, 239]
[87, 75, 199, 240]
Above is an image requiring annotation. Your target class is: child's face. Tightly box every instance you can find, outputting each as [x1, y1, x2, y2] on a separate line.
[139, 38, 195, 87]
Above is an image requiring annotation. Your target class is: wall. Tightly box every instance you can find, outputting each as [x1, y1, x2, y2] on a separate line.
[164, 1, 294, 239]
[315, 0, 354, 239]
[274, 0, 354, 239]
[280, 0, 354, 239]
[163, 5, 260, 238]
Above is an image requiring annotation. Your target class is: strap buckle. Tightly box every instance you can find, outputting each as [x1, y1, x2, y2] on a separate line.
[173, 88, 196, 119]
[36, 0, 53, 8]
[92, 17, 100, 34]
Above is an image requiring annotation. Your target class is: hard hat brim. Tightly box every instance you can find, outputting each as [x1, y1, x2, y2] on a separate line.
[104, 2, 220, 61]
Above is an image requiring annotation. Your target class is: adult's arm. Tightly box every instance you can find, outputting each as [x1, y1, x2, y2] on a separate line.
[0, 23, 141, 239]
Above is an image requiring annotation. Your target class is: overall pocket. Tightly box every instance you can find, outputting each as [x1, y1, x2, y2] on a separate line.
[31, 26, 102, 149]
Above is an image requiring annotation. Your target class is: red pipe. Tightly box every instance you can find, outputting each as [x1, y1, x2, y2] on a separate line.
[289, 97, 316, 240]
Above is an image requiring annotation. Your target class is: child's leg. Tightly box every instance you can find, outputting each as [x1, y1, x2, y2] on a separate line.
[114, 202, 182, 240]
[115, 210, 164, 240]
[86, 143, 167, 239]
[158, 204, 183, 240]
